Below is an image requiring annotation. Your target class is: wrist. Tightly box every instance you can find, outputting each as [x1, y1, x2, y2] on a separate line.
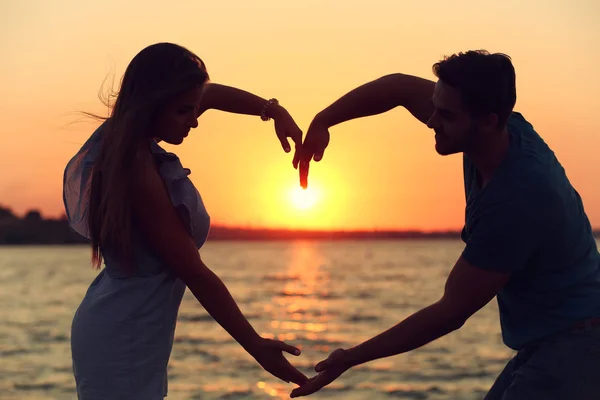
[266, 103, 286, 120]
[260, 98, 281, 121]
[240, 334, 264, 355]
[343, 346, 365, 368]
[313, 110, 333, 129]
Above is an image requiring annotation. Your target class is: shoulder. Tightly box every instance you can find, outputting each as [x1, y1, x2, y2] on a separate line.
[506, 111, 538, 136]
[500, 112, 562, 205]
[128, 145, 165, 198]
[490, 170, 555, 217]
[506, 111, 553, 159]
[477, 155, 555, 226]
[507, 111, 529, 126]
[130, 146, 154, 174]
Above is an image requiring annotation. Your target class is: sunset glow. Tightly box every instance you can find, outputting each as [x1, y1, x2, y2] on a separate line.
[1, 1, 599, 231]
[289, 186, 319, 211]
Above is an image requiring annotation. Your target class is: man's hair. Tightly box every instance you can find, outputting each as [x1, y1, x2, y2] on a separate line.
[432, 50, 516, 127]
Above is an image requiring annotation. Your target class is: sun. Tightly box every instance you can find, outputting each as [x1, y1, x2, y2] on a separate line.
[289, 186, 319, 211]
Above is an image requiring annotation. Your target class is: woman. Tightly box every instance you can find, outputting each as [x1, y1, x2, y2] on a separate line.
[63, 42, 307, 399]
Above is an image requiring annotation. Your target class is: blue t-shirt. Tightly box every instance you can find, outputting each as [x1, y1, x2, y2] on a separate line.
[461, 112, 600, 350]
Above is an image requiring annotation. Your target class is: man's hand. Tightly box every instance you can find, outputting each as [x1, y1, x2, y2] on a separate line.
[298, 116, 330, 189]
[290, 348, 352, 398]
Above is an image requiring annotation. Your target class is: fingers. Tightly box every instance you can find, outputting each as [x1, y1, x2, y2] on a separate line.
[279, 136, 291, 153]
[304, 126, 328, 164]
[290, 372, 332, 398]
[293, 147, 301, 169]
[314, 355, 337, 372]
[271, 365, 308, 386]
[313, 148, 325, 162]
[314, 358, 329, 373]
[298, 138, 315, 188]
[315, 348, 346, 372]
[264, 340, 308, 385]
[270, 369, 295, 385]
[297, 126, 328, 187]
[300, 139, 316, 164]
[276, 123, 302, 155]
[262, 355, 308, 386]
[290, 126, 303, 149]
[299, 159, 309, 189]
[291, 127, 303, 169]
[272, 340, 302, 356]
[281, 359, 309, 386]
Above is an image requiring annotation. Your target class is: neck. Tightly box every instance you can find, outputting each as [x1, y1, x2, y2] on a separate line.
[132, 136, 155, 156]
[465, 127, 510, 185]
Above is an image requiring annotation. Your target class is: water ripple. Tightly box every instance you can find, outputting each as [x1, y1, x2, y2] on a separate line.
[0, 241, 519, 400]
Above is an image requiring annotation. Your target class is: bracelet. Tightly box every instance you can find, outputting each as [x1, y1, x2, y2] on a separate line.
[260, 98, 279, 121]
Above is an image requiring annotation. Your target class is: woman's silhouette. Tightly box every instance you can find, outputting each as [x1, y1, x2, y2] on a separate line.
[63, 42, 306, 399]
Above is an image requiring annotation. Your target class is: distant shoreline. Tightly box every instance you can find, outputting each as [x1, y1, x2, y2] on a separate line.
[205, 226, 464, 241]
[1, 205, 599, 245]
[0, 204, 465, 245]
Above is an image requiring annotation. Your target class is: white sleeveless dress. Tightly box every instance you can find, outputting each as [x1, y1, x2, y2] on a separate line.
[63, 122, 211, 399]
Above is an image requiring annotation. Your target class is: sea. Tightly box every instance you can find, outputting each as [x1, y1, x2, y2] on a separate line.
[1, 239, 523, 400]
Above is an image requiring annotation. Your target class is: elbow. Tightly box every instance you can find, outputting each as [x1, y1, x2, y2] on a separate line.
[168, 256, 215, 287]
[436, 300, 471, 333]
[380, 72, 407, 81]
[448, 316, 468, 332]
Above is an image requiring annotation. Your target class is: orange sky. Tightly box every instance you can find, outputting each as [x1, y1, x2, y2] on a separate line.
[1, 0, 599, 230]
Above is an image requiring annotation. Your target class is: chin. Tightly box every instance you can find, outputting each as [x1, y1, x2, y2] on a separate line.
[434, 141, 461, 156]
[162, 137, 185, 145]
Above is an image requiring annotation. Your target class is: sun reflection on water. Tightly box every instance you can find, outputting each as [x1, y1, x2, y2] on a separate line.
[257, 240, 331, 397]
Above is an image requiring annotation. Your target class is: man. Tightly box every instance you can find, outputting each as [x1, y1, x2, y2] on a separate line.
[290, 50, 600, 399]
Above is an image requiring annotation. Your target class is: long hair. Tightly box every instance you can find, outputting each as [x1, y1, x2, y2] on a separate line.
[87, 43, 209, 270]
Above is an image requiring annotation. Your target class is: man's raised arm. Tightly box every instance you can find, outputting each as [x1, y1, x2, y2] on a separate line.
[299, 73, 435, 188]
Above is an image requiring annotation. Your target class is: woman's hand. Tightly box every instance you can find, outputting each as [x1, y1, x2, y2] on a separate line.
[269, 104, 303, 168]
[195, 84, 303, 165]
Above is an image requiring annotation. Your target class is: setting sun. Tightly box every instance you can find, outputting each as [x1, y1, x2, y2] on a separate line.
[289, 186, 319, 211]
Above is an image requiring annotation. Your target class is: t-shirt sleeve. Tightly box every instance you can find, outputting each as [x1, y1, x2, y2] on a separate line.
[461, 193, 548, 273]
